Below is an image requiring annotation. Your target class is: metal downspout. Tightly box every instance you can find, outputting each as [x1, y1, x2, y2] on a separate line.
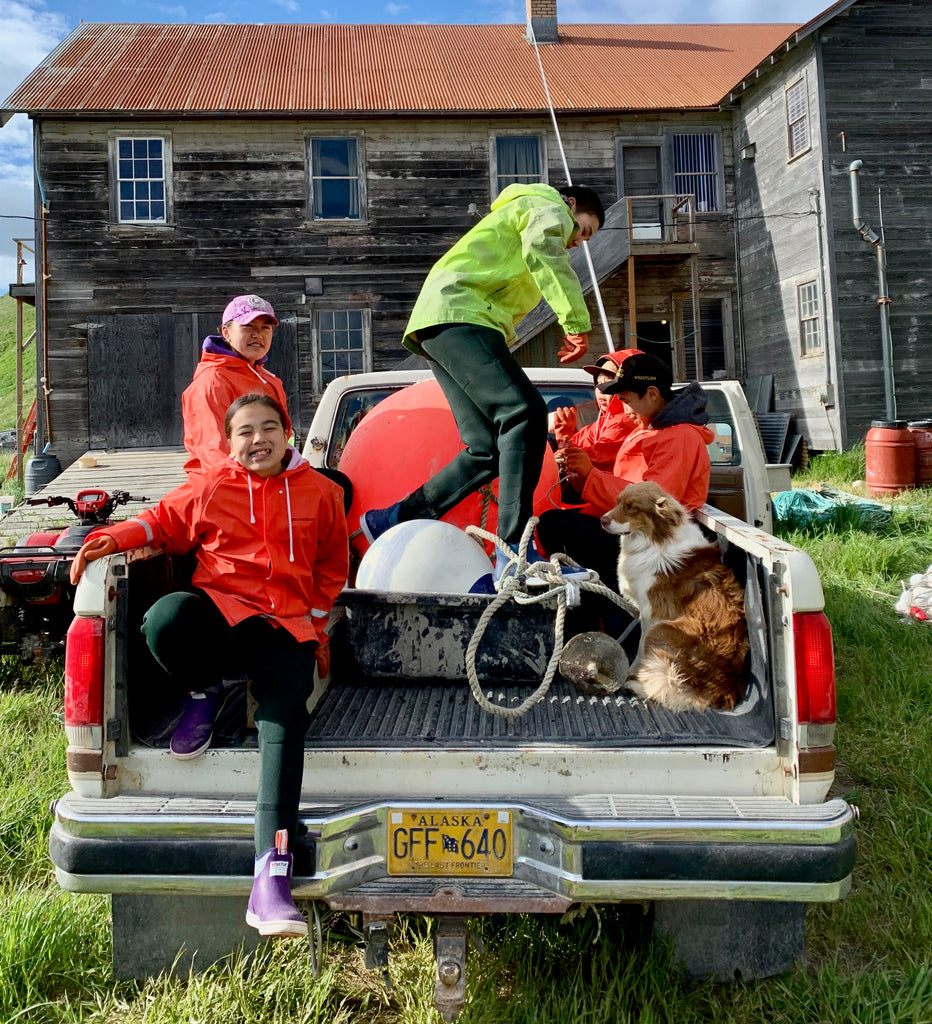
[849, 160, 895, 420]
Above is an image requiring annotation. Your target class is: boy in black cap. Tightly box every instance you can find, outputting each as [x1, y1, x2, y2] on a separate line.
[537, 352, 713, 584]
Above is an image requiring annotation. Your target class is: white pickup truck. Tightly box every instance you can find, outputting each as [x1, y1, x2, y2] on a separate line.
[50, 368, 856, 1019]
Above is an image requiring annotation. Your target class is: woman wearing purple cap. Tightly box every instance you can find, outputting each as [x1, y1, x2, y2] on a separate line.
[171, 294, 293, 760]
[182, 294, 292, 475]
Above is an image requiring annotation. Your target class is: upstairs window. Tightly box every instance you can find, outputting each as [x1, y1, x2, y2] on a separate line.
[112, 135, 171, 224]
[494, 136, 543, 195]
[786, 79, 811, 159]
[798, 281, 821, 355]
[318, 309, 370, 387]
[673, 133, 720, 212]
[309, 137, 364, 220]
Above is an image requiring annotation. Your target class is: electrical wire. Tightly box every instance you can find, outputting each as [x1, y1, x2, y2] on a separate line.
[527, 24, 614, 352]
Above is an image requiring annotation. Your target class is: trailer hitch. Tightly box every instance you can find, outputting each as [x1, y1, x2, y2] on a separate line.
[434, 916, 469, 1022]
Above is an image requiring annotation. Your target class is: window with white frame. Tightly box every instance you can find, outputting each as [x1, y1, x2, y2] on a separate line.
[798, 281, 821, 355]
[309, 137, 364, 220]
[786, 79, 810, 159]
[494, 136, 542, 195]
[318, 309, 369, 386]
[112, 135, 171, 224]
[672, 133, 720, 212]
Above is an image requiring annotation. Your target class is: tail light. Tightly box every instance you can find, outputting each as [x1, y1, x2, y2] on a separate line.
[793, 611, 836, 724]
[64, 616, 105, 748]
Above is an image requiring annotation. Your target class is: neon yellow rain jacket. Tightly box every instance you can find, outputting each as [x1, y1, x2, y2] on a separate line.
[403, 183, 592, 352]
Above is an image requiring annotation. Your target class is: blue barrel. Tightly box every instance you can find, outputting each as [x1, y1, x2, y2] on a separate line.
[24, 454, 63, 497]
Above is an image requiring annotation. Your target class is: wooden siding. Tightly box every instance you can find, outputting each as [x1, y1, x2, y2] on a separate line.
[36, 110, 741, 466]
[732, 39, 842, 451]
[820, 0, 932, 441]
[734, 0, 932, 450]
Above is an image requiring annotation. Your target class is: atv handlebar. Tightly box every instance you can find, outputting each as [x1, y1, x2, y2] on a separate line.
[25, 491, 150, 524]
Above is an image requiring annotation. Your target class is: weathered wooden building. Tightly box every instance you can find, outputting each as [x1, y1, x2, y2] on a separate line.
[0, 4, 792, 467]
[9, 0, 927, 465]
[728, 0, 932, 448]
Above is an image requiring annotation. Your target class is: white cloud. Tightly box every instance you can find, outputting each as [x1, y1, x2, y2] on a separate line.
[0, 0, 70, 102]
[0, 1, 69, 287]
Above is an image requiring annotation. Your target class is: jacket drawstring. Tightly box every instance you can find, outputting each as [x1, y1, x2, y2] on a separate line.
[248, 364, 269, 387]
[248, 479, 255, 524]
[285, 478, 294, 562]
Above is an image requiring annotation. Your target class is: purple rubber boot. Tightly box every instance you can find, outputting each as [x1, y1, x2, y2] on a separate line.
[245, 830, 307, 938]
[169, 690, 217, 760]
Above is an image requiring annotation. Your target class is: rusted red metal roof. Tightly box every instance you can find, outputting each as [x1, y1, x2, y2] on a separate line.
[2, 22, 798, 117]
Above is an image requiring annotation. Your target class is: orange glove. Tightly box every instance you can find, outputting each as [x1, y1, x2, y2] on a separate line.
[70, 534, 117, 585]
[556, 446, 593, 487]
[315, 636, 331, 678]
[552, 406, 578, 445]
[558, 332, 588, 364]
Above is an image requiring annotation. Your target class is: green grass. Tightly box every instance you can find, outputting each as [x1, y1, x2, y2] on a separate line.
[0, 293, 37, 432]
[1, 452, 932, 1021]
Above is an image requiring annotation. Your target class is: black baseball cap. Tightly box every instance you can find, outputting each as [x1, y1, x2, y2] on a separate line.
[598, 352, 673, 396]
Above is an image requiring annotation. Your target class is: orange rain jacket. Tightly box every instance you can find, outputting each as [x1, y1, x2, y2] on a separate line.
[101, 449, 348, 644]
[580, 382, 714, 514]
[182, 345, 291, 475]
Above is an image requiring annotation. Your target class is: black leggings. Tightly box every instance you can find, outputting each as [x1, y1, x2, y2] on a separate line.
[141, 591, 317, 856]
[400, 323, 547, 545]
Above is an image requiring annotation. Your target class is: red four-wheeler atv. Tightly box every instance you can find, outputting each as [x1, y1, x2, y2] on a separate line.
[0, 489, 148, 664]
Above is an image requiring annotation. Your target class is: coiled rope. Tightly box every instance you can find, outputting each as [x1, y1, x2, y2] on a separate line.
[463, 516, 629, 718]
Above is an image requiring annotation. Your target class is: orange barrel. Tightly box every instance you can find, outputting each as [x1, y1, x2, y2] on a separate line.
[908, 420, 932, 487]
[865, 420, 915, 496]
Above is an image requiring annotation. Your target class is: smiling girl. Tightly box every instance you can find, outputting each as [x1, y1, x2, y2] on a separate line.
[70, 394, 349, 938]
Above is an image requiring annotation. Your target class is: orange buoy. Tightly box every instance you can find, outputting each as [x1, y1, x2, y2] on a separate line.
[865, 420, 915, 496]
[907, 420, 932, 488]
[338, 379, 561, 552]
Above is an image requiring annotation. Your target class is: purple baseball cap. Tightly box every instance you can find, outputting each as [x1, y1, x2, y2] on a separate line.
[222, 294, 279, 326]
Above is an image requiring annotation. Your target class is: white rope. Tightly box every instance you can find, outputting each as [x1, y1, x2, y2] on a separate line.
[527, 23, 614, 352]
[463, 516, 630, 718]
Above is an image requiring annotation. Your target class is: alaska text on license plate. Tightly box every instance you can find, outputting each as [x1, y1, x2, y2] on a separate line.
[387, 808, 513, 876]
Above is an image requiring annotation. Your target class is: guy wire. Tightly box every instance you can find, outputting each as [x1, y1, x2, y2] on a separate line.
[528, 24, 614, 352]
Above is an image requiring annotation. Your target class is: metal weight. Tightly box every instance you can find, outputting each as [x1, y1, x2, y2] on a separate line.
[558, 631, 629, 696]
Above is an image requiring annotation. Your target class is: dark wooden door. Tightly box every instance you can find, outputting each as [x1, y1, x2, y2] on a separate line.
[88, 313, 196, 449]
[622, 145, 663, 238]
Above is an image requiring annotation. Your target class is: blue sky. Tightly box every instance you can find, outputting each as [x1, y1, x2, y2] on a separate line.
[0, 0, 832, 287]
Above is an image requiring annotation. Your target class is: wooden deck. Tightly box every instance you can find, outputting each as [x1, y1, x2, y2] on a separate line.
[0, 448, 187, 543]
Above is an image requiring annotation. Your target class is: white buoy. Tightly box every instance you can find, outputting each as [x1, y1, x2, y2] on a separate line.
[355, 519, 493, 595]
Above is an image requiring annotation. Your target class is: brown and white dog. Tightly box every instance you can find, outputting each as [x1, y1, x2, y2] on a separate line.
[600, 481, 748, 712]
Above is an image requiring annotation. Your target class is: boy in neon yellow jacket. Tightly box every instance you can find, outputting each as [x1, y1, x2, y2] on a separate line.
[362, 183, 604, 576]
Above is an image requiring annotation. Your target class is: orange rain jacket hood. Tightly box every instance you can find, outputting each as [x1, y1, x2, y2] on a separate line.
[182, 341, 292, 475]
[102, 449, 348, 644]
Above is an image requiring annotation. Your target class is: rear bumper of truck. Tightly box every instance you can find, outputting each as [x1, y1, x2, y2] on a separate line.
[50, 792, 856, 913]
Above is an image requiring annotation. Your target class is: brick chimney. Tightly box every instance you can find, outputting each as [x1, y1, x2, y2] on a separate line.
[526, 0, 558, 44]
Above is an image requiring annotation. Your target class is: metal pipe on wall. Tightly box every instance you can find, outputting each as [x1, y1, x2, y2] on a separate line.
[849, 160, 896, 420]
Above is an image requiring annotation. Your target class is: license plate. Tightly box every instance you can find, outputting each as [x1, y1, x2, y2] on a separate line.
[387, 808, 513, 876]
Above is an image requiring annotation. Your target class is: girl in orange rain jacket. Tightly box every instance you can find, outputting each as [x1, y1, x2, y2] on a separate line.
[182, 294, 291, 475]
[70, 394, 349, 940]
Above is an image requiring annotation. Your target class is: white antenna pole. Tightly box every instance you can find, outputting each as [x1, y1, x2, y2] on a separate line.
[528, 25, 614, 351]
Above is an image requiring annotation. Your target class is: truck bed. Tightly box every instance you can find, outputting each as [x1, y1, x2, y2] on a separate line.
[304, 676, 773, 748]
[126, 552, 774, 754]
